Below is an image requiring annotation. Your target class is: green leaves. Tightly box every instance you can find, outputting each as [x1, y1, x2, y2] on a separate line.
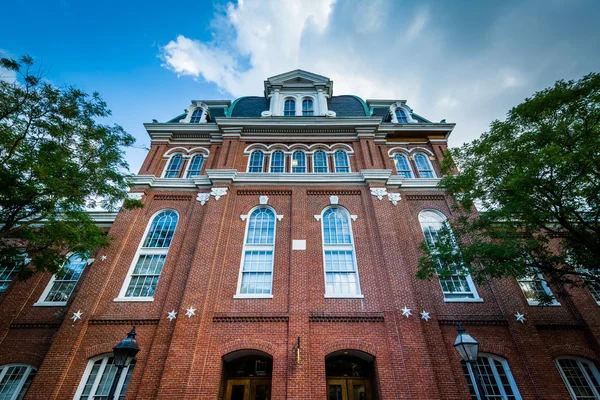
[0, 55, 141, 278]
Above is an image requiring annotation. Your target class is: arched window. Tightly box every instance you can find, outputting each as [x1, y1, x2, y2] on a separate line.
[302, 99, 314, 116]
[414, 153, 436, 178]
[164, 153, 183, 178]
[284, 99, 296, 116]
[395, 109, 408, 123]
[321, 207, 361, 297]
[462, 354, 521, 400]
[269, 150, 285, 173]
[35, 253, 89, 306]
[313, 150, 329, 173]
[185, 154, 204, 178]
[516, 267, 558, 305]
[118, 210, 178, 300]
[190, 108, 204, 123]
[393, 154, 413, 178]
[0, 364, 37, 400]
[418, 210, 479, 300]
[333, 150, 350, 173]
[555, 356, 600, 399]
[74, 355, 136, 400]
[291, 150, 306, 173]
[237, 208, 276, 297]
[248, 151, 265, 173]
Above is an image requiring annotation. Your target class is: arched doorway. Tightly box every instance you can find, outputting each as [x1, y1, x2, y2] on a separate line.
[223, 350, 272, 400]
[326, 350, 375, 400]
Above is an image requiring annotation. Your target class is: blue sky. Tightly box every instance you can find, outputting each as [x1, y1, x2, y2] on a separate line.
[2, 0, 599, 174]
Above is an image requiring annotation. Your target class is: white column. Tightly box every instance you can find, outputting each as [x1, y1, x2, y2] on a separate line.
[296, 96, 302, 116]
[317, 89, 327, 115]
[270, 89, 280, 115]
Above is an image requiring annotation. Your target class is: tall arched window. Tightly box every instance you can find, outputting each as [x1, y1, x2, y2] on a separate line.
[418, 210, 479, 300]
[302, 99, 314, 116]
[74, 354, 136, 400]
[190, 108, 204, 123]
[555, 356, 600, 399]
[334, 150, 350, 173]
[118, 210, 178, 300]
[395, 109, 408, 123]
[0, 364, 37, 400]
[284, 99, 296, 116]
[185, 154, 204, 178]
[269, 150, 285, 173]
[248, 150, 265, 173]
[414, 153, 436, 178]
[393, 154, 413, 178]
[462, 354, 522, 400]
[313, 150, 329, 173]
[321, 207, 361, 297]
[35, 253, 89, 306]
[163, 153, 183, 178]
[237, 208, 276, 297]
[291, 150, 306, 173]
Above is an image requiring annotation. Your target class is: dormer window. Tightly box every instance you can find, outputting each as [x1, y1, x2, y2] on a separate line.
[302, 99, 314, 116]
[284, 99, 296, 116]
[190, 108, 204, 123]
[395, 109, 409, 123]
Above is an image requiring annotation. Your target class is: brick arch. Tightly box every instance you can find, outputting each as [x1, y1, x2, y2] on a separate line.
[547, 344, 599, 363]
[478, 343, 513, 359]
[84, 341, 116, 359]
[0, 352, 44, 368]
[219, 338, 281, 358]
[320, 339, 379, 358]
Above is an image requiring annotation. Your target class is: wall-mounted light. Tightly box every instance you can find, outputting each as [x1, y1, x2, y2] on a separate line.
[296, 336, 301, 364]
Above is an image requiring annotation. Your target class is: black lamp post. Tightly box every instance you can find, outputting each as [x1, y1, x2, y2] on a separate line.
[107, 327, 140, 400]
[454, 323, 486, 400]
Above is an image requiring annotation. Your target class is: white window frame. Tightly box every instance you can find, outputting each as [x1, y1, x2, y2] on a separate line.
[268, 150, 286, 173]
[247, 150, 265, 173]
[463, 353, 522, 400]
[321, 206, 363, 298]
[283, 98, 296, 116]
[162, 153, 184, 178]
[392, 153, 414, 178]
[74, 354, 135, 400]
[588, 281, 600, 306]
[333, 150, 351, 173]
[183, 154, 205, 178]
[234, 206, 277, 299]
[302, 98, 314, 116]
[0, 251, 29, 295]
[0, 364, 37, 400]
[418, 210, 481, 302]
[115, 209, 178, 302]
[555, 356, 600, 400]
[516, 267, 560, 306]
[413, 152, 436, 178]
[189, 108, 204, 123]
[34, 254, 92, 307]
[291, 150, 307, 173]
[312, 150, 329, 173]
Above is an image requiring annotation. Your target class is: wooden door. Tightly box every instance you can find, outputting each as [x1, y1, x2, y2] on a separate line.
[225, 379, 250, 400]
[327, 378, 372, 400]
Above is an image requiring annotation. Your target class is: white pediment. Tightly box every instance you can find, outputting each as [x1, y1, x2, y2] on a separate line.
[264, 69, 333, 98]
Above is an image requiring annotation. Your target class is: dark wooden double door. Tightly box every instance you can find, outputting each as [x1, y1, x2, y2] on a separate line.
[327, 378, 372, 400]
[225, 378, 271, 400]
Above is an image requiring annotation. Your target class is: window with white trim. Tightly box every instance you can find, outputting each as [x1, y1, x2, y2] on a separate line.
[302, 99, 314, 116]
[269, 150, 285, 173]
[414, 153, 436, 178]
[248, 151, 265, 173]
[589, 282, 600, 305]
[517, 267, 558, 305]
[555, 356, 600, 400]
[462, 354, 522, 400]
[237, 208, 276, 297]
[35, 253, 89, 306]
[163, 153, 183, 178]
[190, 108, 203, 123]
[313, 150, 328, 173]
[185, 154, 204, 178]
[321, 207, 361, 297]
[419, 210, 479, 300]
[284, 99, 296, 116]
[75, 355, 135, 400]
[0, 264, 19, 295]
[393, 153, 413, 178]
[119, 210, 178, 300]
[0, 364, 37, 400]
[333, 150, 350, 173]
[395, 109, 409, 123]
[291, 150, 306, 173]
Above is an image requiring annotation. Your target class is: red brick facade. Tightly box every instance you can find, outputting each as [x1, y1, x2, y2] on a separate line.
[1, 71, 599, 399]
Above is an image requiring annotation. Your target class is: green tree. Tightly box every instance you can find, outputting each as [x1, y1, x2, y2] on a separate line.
[418, 72, 600, 304]
[0, 55, 142, 279]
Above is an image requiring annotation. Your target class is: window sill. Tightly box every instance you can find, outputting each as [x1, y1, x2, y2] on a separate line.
[324, 294, 364, 299]
[113, 297, 154, 302]
[526, 300, 561, 306]
[233, 294, 273, 299]
[33, 301, 67, 307]
[443, 298, 484, 303]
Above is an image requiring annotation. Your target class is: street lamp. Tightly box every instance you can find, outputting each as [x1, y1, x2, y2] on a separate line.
[107, 327, 140, 400]
[454, 322, 486, 400]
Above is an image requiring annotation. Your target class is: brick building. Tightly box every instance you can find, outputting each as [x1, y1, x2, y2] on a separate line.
[1, 70, 599, 399]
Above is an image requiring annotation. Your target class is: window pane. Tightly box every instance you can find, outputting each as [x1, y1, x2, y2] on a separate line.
[302, 99, 314, 116]
[143, 211, 178, 248]
[313, 150, 328, 173]
[292, 151, 306, 173]
[0, 265, 20, 295]
[558, 358, 600, 399]
[164, 154, 183, 178]
[190, 108, 203, 123]
[395, 109, 408, 123]
[78, 357, 136, 400]
[394, 154, 413, 178]
[186, 155, 204, 177]
[517, 268, 554, 303]
[44, 254, 87, 303]
[334, 150, 349, 173]
[323, 209, 352, 244]
[463, 356, 520, 400]
[240, 251, 273, 294]
[284, 99, 296, 116]
[248, 151, 265, 173]
[270, 151, 285, 173]
[125, 254, 166, 298]
[246, 208, 275, 245]
[414, 153, 435, 178]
